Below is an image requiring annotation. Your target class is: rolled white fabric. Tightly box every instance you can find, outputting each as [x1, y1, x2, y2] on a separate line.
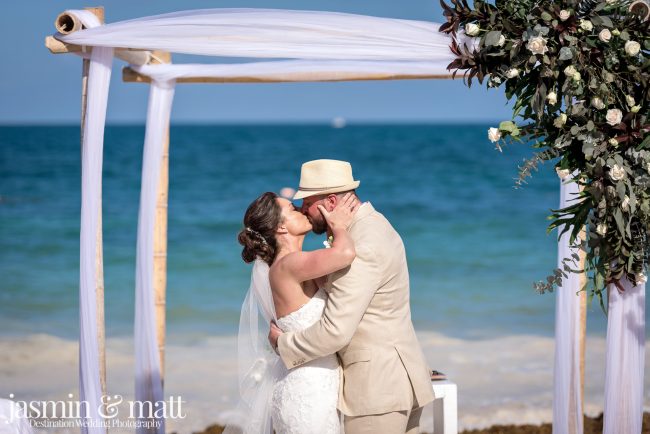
[603, 277, 646, 434]
[552, 171, 583, 434]
[134, 78, 175, 434]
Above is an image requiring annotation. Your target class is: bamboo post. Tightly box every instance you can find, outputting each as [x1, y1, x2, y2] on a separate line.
[77, 6, 107, 429]
[152, 51, 172, 381]
[578, 184, 587, 421]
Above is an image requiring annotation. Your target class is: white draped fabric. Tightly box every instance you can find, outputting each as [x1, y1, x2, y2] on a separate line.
[603, 277, 646, 434]
[73, 9, 113, 434]
[552, 172, 583, 434]
[134, 79, 175, 434]
[58, 9, 462, 61]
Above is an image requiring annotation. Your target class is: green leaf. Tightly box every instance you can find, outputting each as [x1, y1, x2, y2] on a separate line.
[600, 16, 613, 27]
[499, 120, 517, 132]
[559, 47, 573, 61]
[616, 181, 625, 201]
[485, 30, 503, 47]
[613, 208, 625, 237]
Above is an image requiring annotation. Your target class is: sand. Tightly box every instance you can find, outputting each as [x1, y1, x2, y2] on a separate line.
[2, 332, 650, 433]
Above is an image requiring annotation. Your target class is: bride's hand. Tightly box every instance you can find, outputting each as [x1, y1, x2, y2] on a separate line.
[317, 193, 360, 231]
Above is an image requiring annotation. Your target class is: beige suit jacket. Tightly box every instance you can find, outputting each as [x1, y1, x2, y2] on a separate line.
[278, 202, 434, 416]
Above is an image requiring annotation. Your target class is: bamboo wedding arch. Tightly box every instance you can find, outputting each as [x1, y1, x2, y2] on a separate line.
[46, 6, 594, 434]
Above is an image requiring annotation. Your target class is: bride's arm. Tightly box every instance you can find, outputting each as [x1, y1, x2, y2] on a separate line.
[278, 193, 359, 282]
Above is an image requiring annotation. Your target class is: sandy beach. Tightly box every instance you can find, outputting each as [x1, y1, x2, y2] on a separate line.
[2, 331, 649, 434]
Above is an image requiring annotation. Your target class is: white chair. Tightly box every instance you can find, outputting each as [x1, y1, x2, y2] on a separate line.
[0, 399, 33, 434]
[431, 380, 457, 434]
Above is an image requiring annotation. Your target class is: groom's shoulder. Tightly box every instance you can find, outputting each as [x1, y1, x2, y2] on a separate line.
[351, 203, 399, 237]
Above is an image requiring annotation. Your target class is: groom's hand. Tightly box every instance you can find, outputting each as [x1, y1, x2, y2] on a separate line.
[269, 321, 283, 354]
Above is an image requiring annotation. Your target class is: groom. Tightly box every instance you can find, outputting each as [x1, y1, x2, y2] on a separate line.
[269, 159, 434, 433]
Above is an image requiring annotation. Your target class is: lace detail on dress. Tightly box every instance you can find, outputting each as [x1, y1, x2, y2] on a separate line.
[271, 289, 341, 434]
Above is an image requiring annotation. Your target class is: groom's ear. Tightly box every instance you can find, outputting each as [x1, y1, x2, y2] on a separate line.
[325, 194, 338, 211]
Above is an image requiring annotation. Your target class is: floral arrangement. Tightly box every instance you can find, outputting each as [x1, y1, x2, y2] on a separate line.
[439, 0, 649, 307]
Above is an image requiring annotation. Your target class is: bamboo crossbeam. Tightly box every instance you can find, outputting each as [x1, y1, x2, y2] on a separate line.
[122, 67, 455, 83]
[45, 36, 152, 66]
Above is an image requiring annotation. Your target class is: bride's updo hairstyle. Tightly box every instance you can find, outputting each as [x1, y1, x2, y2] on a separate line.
[238, 192, 282, 266]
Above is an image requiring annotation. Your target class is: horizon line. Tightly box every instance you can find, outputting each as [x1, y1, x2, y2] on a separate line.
[0, 119, 504, 127]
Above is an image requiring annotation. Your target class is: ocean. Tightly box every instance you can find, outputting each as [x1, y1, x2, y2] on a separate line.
[0, 124, 613, 338]
[1, 124, 647, 431]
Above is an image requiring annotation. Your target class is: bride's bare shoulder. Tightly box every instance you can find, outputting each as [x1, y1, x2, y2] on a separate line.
[270, 251, 302, 275]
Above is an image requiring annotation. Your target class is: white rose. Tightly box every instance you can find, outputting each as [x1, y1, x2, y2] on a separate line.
[625, 40, 641, 56]
[547, 91, 558, 105]
[465, 23, 480, 36]
[488, 127, 502, 143]
[606, 108, 623, 126]
[488, 76, 502, 87]
[596, 223, 608, 236]
[498, 35, 506, 46]
[591, 97, 605, 110]
[609, 164, 626, 181]
[609, 138, 619, 146]
[621, 195, 630, 211]
[646, 161, 650, 174]
[556, 167, 571, 179]
[526, 36, 549, 55]
[559, 9, 571, 21]
[572, 72, 581, 81]
[506, 68, 520, 78]
[599, 29, 611, 42]
[579, 20, 593, 31]
[564, 65, 577, 76]
[635, 272, 648, 285]
[626, 95, 635, 107]
[554, 113, 567, 128]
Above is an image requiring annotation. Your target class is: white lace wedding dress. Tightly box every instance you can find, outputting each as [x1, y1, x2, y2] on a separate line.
[270, 288, 341, 434]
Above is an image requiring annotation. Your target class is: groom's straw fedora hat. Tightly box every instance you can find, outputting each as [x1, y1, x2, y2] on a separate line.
[293, 159, 360, 200]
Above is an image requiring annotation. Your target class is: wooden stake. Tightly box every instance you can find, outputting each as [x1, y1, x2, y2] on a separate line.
[78, 7, 107, 430]
[153, 50, 172, 382]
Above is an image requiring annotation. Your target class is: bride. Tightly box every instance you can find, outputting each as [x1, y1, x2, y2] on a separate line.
[229, 191, 360, 434]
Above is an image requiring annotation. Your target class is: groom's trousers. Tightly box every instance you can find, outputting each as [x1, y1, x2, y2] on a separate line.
[343, 388, 423, 434]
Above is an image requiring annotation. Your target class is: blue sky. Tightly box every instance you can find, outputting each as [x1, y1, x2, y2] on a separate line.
[2, 0, 514, 124]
